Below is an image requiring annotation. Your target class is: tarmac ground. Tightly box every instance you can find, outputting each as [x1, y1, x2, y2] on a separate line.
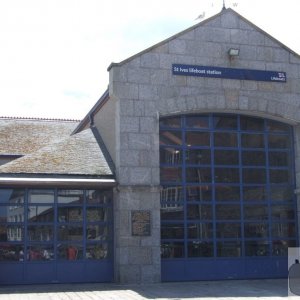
[0, 278, 297, 300]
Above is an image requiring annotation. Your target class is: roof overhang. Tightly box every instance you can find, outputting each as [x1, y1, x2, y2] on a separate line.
[0, 177, 116, 188]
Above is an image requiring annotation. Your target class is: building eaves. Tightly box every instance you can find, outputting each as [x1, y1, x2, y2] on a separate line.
[107, 8, 300, 71]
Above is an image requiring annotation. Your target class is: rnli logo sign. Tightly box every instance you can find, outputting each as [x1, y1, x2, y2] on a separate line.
[172, 64, 286, 83]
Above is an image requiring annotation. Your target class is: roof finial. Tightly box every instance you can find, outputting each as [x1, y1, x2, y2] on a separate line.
[222, 0, 226, 10]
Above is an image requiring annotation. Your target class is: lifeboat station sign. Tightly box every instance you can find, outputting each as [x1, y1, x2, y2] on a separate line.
[172, 64, 286, 83]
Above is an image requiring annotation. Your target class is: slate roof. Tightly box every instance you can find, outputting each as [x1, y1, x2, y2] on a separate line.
[0, 118, 114, 178]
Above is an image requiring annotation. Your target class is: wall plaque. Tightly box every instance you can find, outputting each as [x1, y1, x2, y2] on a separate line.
[131, 210, 151, 236]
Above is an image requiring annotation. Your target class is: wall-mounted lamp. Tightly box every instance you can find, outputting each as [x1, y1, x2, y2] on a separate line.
[228, 48, 240, 57]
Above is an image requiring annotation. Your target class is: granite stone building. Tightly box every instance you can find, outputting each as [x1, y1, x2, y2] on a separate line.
[0, 8, 299, 284]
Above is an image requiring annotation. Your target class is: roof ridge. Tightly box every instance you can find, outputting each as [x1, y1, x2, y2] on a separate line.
[0, 116, 80, 122]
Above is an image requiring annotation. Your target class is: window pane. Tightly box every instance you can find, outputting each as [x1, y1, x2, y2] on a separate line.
[160, 186, 183, 202]
[270, 186, 293, 202]
[160, 148, 182, 164]
[161, 242, 184, 258]
[0, 244, 24, 261]
[28, 206, 54, 222]
[0, 205, 24, 222]
[57, 243, 83, 260]
[186, 167, 211, 183]
[86, 190, 112, 205]
[240, 116, 264, 131]
[188, 241, 213, 257]
[58, 225, 83, 241]
[27, 225, 53, 241]
[244, 205, 268, 220]
[270, 170, 290, 184]
[268, 135, 290, 149]
[186, 116, 209, 129]
[87, 208, 110, 222]
[215, 185, 240, 201]
[161, 207, 184, 221]
[57, 190, 84, 204]
[58, 207, 83, 222]
[245, 241, 269, 256]
[86, 225, 110, 241]
[160, 130, 182, 146]
[186, 149, 211, 165]
[214, 115, 237, 130]
[28, 189, 54, 203]
[0, 225, 23, 241]
[242, 134, 264, 148]
[272, 240, 296, 256]
[217, 241, 241, 257]
[215, 150, 239, 165]
[216, 205, 240, 220]
[188, 223, 213, 239]
[269, 152, 289, 167]
[0, 189, 25, 204]
[160, 167, 181, 182]
[243, 168, 266, 184]
[216, 223, 241, 238]
[186, 185, 212, 202]
[243, 186, 267, 201]
[86, 243, 110, 260]
[214, 133, 237, 147]
[187, 204, 212, 220]
[186, 132, 210, 146]
[267, 120, 290, 133]
[242, 151, 265, 166]
[271, 205, 295, 220]
[161, 223, 184, 239]
[272, 223, 296, 238]
[244, 223, 269, 238]
[27, 245, 54, 261]
[215, 168, 239, 183]
[160, 117, 181, 128]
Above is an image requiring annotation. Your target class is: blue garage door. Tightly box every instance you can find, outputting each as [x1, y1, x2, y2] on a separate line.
[160, 114, 298, 281]
[0, 188, 113, 284]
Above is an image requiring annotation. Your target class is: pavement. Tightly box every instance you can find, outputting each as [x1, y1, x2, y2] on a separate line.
[0, 278, 297, 300]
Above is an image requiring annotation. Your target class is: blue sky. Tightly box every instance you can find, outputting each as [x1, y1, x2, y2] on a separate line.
[0, 0, 299, 120]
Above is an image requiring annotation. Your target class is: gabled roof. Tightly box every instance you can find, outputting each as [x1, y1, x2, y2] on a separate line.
[0, 117, 79, 156]
[0, 128, 113, 177]
[108, 8, 300, 70]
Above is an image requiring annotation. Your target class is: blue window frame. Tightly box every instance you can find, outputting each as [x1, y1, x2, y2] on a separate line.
[160, 114, 298, 265]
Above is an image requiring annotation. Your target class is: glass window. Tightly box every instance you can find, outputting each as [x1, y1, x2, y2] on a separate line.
[269, 152, 289, 167]
[217, 241, 241, 257]
[0, 205, 24, 222]
[240, 116, 264, 131]
[186, 132, 210, 147]
[186, 116, 209, 129]
[86, 243, 110, 260]
[216, 223, 241, 238]
[214, 132, 237, 147]
[161, 242, 184, 258]
[58, 225, 83, 241]
[86, 225, 110, 241]
[186, 185, 212, 202]
[267, 120, 290, 133]
[160, 186, 183, 202]
[243, 186, 267, 201]
[245, 241, 269, 256]
[58, 207, 83, 222]
[27, 245, 54, 261]
[187, 204, 212, 220]
[272, 223, 295, 238]
[215, 185, 240, 201]
[160, 130, 182, 146]
[188, 241, 213, 257]
[215, 168, 239, 183]
[0, 244, 24, 261]
[160, 117, 181, 128]
[187, 223, 213, 239]
[216, 204, 241, 220]
[272, 240, 296, 256]
[186, 167, 211, 183]
[270, 170, 290, 184]
[160, 148, 182, 165]
[268, 135, 290, 149]
[161, 223, 184, 239]
[214, 115, 237, 130]
[27, 225, 53, 241]
[87, 207, 110, 222]
[28, 206, 54, 222]
[0, 189, 25, 204]
[243, 168, 266, 184]
[0, 225, 23, 241]
[270, 186, 293, 202]
[215, 150, 239, 165]
[57, 243, 83, 260]
[28, 189, 54, 203]
[242, 134, 264, 148]
[244, 205, 268, 220]
[271, 205, 295, 220]
[86, 189, 112, 205]
[244, 223, 269, 238]
[242, 151, 265, 166]
[161, 207, 184, 221]
[186, 149, 211, 165]
[57, 190, 84, 204]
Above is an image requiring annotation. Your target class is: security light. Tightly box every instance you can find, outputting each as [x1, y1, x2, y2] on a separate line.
[228, 48, 240, 57]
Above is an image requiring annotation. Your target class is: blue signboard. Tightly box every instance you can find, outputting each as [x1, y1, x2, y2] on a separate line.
[172, 64, 286, 83]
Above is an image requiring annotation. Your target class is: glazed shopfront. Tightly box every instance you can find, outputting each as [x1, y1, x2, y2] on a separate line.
[0, 187, 114, 284]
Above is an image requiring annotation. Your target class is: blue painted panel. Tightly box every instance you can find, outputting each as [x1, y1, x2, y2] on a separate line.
[57, 262, 86, 283]
[84, 261, 113, 282]
[161, 260, 185, 281]
[25, 262, 56, 284]
[0, 263, 24, 284]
